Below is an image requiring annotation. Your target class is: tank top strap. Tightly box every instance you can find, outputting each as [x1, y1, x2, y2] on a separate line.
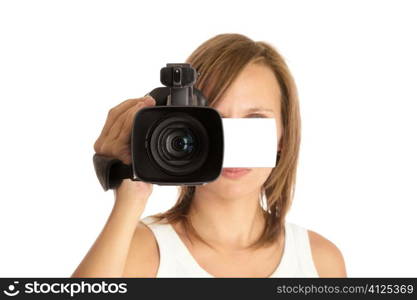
[285, 222, 319, 277]
[141, 215, 209, 277]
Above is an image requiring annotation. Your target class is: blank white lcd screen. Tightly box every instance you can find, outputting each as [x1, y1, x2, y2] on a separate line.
[221, 118, 277, 168]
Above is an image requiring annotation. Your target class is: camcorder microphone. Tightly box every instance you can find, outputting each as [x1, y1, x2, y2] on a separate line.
[93, 63, 224, 191]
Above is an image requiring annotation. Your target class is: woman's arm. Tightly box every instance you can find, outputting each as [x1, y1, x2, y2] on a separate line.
[72, 96, 157, 277]
[71, 189, 146, 277]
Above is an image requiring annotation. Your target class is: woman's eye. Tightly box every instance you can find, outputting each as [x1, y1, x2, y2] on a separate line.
[247, 114, 267, 118]
[219, 114, 268, 118]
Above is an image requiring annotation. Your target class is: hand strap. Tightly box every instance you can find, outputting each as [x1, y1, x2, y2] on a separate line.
[93, 154, 132, 191]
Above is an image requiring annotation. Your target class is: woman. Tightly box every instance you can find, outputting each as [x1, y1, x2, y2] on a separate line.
[72, 33, 347, 278]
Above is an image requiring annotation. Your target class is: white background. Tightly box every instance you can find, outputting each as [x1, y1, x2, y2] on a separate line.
[0, 0, 416, 277]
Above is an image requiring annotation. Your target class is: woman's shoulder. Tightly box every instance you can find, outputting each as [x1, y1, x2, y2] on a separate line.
[304, 227, 347, 277]
[122, 216, 161, 277]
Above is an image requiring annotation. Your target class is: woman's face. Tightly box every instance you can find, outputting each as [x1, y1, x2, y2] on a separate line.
[198, 62, 283, 199]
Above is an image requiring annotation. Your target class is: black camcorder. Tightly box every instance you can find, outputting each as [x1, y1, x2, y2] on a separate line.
[93, 63, 224, 191]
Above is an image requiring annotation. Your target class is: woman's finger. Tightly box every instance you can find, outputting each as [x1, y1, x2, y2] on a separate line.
[97, 98, 141, 142]
[119, 97, 155, 145]
[110, 99, 155, 163]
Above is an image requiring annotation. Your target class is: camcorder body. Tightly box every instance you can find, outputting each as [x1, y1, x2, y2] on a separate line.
[93, 63, 224, 191]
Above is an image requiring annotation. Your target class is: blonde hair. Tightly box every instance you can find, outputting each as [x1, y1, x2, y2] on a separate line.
[150, 33, 301, 250]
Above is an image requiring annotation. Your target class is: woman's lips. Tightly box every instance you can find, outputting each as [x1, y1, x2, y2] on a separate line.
[221, 168, 252, 179]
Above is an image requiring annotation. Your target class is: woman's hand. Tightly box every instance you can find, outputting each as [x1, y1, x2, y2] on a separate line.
[93, 96, 156, 211]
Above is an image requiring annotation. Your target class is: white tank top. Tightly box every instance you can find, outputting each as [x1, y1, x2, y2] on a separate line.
[141, 216, 319, 277]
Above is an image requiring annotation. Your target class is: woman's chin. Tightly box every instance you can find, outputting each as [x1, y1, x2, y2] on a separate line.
[200, 177, 254, 198]
[197, 169, 270, 198]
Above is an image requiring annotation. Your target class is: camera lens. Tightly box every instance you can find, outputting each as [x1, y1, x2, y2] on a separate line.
[149, 113, 209, 176]
[172, 133, 194, 153]
[165, 129, 195, 158]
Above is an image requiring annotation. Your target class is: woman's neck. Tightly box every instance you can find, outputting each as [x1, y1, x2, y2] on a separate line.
[188, 186, 266, 251]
